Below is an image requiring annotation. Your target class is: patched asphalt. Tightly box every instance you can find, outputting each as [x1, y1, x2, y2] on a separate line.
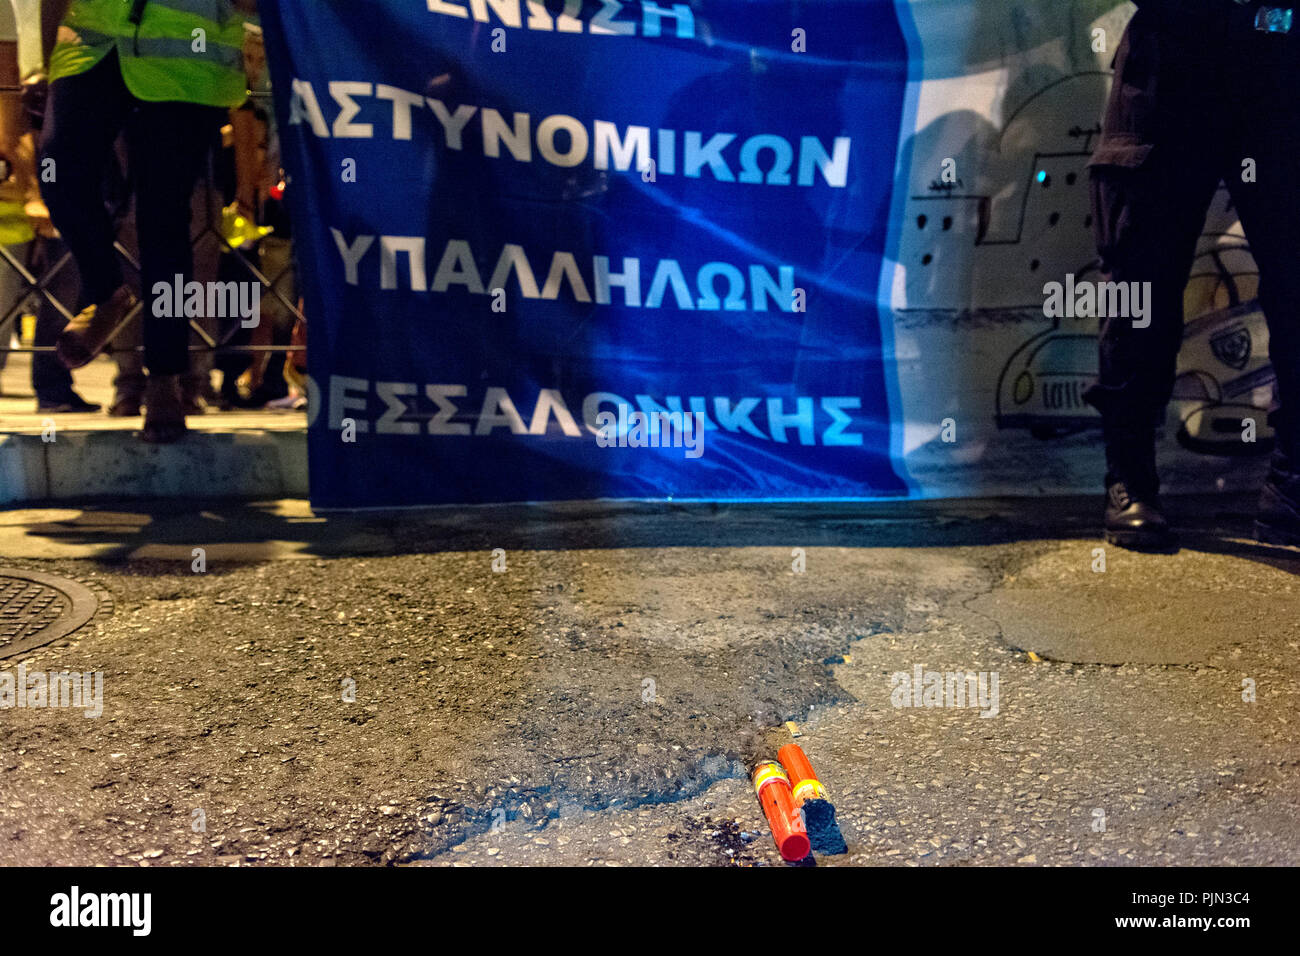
[0, 495, 1297, 866]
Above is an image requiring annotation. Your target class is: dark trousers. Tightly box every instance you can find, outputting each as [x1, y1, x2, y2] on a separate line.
[30, 238, 81, 401]
[1085, 4, 1300, 459]
[38, 50, 224, 376]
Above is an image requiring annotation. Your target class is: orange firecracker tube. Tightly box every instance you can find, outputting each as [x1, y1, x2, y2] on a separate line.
[751, 761, 811, 862]
[778, 743, 829, 806]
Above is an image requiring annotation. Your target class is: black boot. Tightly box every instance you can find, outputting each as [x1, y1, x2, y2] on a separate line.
[1255, 441, 1300, 548]
[1101, 423, 1173, 550]
[1104, 480, 1172, 549]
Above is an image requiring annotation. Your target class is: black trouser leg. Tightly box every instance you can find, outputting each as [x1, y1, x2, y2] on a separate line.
[30, 239, 80, 401]
[1084, 14, 1225, 493]
[1089, 160, 1219, 405]
[37, 53, 132, 308]
[1088, 160, 1220, 490]
[1225, 33, 1300, 466]
[126, 101, 222, 377]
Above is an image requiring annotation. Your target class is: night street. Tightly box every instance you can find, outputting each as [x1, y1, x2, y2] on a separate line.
[1, 0, 1296, 935]
[2, 496, 1296, 867]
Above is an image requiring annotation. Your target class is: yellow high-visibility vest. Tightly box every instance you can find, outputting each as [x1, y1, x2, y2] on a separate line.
[49, 0, 249, 108]
[0, 200, 35, 247]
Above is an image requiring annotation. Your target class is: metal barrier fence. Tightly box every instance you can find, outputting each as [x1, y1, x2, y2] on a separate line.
[0, 88, 303, 360]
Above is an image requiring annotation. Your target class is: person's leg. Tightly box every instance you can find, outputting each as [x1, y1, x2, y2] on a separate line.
[128, 101, 224, 375]
[31, 237, 101, 410]
[30, 242, 72, 402]
[104, 143, 146, 416]
[182, 155, 224, 413]
[233, 237, 295, 405]
[125, 99, 224, 441]
[0, 242, 23, 385]
[256, 236, 297, 402]
[1226, 28, 1300, 544]
[37, 52, 134, 367]
[107, 302, 147, 415]
[107, 306, 147, 415]
[213, 246, 254, 407]
[1084, 10, 1225, 547]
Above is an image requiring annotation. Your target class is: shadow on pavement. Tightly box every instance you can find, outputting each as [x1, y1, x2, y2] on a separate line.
[1, 493, 1295, 575]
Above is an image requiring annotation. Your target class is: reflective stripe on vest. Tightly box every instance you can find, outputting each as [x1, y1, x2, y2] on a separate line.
[147, 0, 232, 14]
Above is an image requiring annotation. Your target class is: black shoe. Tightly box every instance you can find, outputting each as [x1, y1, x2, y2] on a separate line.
[1255, 461, 1300, 548]
[1104, 481, 1172, 550]
[36, 393, 102, 414]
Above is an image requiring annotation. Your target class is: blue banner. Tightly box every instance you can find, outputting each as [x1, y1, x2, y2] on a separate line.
[262, 0, 916, 508]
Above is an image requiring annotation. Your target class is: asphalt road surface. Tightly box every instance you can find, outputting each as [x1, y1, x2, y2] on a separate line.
[1, 495, 1297, 866]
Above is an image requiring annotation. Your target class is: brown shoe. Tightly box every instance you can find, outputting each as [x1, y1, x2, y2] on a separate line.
[140, 374, 188, 444]
[108, 395, 143, 417]
[108, 370, 146, 417]
[56, 286, 138, 370]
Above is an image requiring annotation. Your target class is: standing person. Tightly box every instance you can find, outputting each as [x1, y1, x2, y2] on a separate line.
[1085, 0, 1300, 549]
[223, 20, 297, 409]
[37, 0, 255, 441]
[0, 0, 30, 391]
[0, 0, 100, 411]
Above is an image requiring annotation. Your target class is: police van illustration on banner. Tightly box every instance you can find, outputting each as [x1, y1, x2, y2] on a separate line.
[894, 61, 1275, 458]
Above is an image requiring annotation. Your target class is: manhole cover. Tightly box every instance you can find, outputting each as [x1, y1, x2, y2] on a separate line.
[0, 568, 99, 661]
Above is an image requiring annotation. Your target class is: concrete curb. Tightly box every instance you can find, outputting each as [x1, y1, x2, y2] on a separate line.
[0, 430, 307, 504]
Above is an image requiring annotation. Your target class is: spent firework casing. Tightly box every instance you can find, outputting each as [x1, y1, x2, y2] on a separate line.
[751, 761, 811, 862]
[778, 743, 829, 806]
[777, 744, 848, 855]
